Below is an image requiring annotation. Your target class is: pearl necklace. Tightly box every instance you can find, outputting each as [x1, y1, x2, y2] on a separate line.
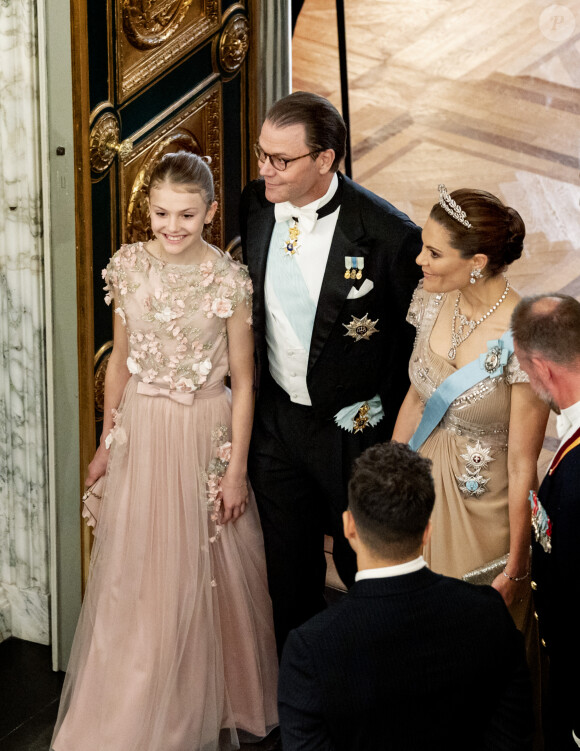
[448, 279, 510, 360]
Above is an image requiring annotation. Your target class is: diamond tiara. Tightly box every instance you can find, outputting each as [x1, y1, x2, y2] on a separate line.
[438, 184, 472, 228]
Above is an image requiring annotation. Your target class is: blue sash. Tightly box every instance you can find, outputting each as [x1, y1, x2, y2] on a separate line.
[409, 330, 514, 452]
[267, 221, 316, 351]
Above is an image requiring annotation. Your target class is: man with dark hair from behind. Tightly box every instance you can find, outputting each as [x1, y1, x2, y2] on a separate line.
[278, 441, 534, 750]
[512, 293, 580, 750]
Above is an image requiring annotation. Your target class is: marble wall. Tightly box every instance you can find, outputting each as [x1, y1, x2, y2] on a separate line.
[258, 0, 292, 123]
[0, 0, 50, 644]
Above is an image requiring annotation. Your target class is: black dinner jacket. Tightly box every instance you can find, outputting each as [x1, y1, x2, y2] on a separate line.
[240, 174, 422, 430]
[531, 426, 580, 732]
[278, 568, 534, 751]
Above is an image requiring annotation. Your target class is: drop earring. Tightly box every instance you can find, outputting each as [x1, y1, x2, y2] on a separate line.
[470, 268, 483, 284]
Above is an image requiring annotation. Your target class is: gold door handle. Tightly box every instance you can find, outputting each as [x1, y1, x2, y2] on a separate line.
[106, 135, 134, 160]
[90, 111, 134, 173]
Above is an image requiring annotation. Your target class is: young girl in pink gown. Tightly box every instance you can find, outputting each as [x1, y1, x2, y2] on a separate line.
[51, 152, 279, 751]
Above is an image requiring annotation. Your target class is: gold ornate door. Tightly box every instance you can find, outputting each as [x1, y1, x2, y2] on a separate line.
[71, 0, 255, 583]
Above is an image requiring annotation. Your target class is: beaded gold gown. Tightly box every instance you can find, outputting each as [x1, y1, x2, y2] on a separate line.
[51, 243, 278, 751]
[407, 282, 543, 748]
[407, 284, 531, 615]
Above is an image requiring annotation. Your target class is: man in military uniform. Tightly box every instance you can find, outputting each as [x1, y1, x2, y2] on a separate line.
[512, 293, 580, 750]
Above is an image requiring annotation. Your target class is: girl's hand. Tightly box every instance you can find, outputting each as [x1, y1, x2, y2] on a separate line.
[491, 569, 529, 609]
[218, 473, 248, 524]
[85, 444, 110, 487]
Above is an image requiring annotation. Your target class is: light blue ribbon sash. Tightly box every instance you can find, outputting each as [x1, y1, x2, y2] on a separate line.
[409, 330, 514, 452]
[267, 221, 316, 351]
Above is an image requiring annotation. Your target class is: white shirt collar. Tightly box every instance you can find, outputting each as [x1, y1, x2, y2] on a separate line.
[278, 173, 338, 213]
[355, 555, 427, 582]
[313, 172, 339, 212]
[556, 398, 580, 441]
[273, 174, 339, 233]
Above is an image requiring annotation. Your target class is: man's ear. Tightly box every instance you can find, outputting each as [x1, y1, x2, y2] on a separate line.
[531, 354, 553, 386]
[343, 509, 359, 553]
[343, 509, 355, 540]
[316, 148, 335, 175]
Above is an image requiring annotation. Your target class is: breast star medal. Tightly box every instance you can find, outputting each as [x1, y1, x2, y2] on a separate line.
[343, 313, 379, 342]
[455, 441, 494, 497]
[282, 219, 300, 255]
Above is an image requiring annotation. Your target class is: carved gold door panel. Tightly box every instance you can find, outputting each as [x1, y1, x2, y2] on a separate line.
[72, 0, 253, 582]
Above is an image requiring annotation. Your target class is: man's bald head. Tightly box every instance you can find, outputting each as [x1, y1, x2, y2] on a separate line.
[511, 293, 580, 366]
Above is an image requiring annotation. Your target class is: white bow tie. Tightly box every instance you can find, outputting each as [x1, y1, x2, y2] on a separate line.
[556, 411, 572, 439]
[275, 202, 318, 234]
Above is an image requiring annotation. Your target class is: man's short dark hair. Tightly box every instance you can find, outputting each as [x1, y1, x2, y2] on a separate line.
[265, 91, 346, 172]
[511, 293, 580, 366]
[348, 441, 435, 559]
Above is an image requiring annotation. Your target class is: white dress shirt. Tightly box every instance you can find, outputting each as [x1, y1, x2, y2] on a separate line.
[555, 398, 580, 443]
[265, 174, 340, 405]
[355, 555, 427, 582]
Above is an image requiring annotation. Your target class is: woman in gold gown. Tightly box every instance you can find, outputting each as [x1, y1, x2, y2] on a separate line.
[393, 186, 548, 631]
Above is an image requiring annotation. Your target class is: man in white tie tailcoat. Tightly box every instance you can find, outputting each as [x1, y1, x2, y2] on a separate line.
[240, 91, 422, 654]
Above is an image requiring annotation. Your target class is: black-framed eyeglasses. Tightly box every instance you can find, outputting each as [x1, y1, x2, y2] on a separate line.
[253, 143, 319, 172]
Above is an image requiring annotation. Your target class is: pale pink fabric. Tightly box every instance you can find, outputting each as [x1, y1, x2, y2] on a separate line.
[52, 244, 278, 751]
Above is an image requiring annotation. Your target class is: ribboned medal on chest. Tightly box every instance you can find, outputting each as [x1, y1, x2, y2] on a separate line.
[529, 426, 580, 553]
[529, 490, 552, 553]
[344, 256, 364, 280]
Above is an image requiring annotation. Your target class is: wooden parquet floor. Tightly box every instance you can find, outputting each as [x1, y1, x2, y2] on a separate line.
[292, 0, 579, 304]
[293, 1, 580, 583]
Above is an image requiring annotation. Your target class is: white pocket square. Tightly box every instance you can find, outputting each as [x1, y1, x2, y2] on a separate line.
[346, 279, 374, 300]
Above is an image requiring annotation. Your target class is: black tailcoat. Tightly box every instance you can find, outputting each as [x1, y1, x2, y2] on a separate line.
[239, 174, 422, 651]
[240, 173, 422, 430]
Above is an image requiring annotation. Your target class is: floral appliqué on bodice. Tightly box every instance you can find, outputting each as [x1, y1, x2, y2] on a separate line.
[407, 281, 529, 497]
[103, 242, 252, 393]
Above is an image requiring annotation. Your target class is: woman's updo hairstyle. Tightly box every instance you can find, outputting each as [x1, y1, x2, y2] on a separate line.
[430, 188, 525, 276]
[148, 151, 215, 207]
